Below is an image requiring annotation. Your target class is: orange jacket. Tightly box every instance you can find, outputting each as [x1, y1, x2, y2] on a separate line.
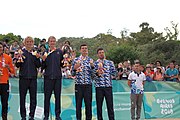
[0, 53, 15, 84]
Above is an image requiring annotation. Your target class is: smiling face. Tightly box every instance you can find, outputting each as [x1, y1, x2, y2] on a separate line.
[48, 36, 56, 49]
[80, 45, 88, 56]
[169, 62, 175, 69]
[97, 49, 105, 60]
[24, 36, 34, 50]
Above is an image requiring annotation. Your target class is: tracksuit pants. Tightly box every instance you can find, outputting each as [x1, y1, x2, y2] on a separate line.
[19, 78, 37, 120]
[96, 87, 114, 120]
[44, 78, 62, 120]
[75, 84, 92, 120]
[0, 83, 9, 120]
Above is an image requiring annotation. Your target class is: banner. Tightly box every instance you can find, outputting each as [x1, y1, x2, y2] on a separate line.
[9, 78, 180, 93]
[143, 92, 180, 119]
[0, 94, 44, 120]
[0, 78, 179, 119]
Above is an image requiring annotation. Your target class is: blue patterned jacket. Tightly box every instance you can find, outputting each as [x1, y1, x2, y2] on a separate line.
[72, 55, 94, 85]
[94, 59, 116, 87]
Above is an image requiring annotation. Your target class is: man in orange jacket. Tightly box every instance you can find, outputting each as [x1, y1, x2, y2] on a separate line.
[0, 42, 14, 120]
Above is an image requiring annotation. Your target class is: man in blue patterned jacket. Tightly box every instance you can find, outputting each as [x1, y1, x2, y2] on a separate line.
[72, 44, 94, 120]
[94, 48, 116, 120]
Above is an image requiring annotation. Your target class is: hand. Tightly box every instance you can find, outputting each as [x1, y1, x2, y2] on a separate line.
[5, 64, 10, 71]
[170, 75, 174, 79]
[17, 57, 23, 63]
[98, 69, 104, 76]
[41, 55, 47, 61]
[74, 62, 81, 70]
[90, 59, 94, 67]
[118, 72, 123, 76]
[36, 53, 40, 58]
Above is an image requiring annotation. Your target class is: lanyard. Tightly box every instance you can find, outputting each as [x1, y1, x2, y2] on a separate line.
[0, 54, 5, 68]
[0, 54, 5, 76]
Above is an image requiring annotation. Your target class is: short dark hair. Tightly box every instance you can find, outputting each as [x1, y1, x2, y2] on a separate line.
[64, 40, 70, 45]
[171, 60, 176, 64]
[41, 38, 46, 42]
[40, 44, 46, 48]
[0, 42, 4, 47]
[80, 44, 87, 49]
[156, 60, 162, 66]
[0, 42, 4, 50]
[97, 48, 104, 53]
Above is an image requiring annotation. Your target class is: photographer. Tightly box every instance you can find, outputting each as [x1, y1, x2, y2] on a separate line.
[62, 40, 73, 56]
[121, 60, 131, 80]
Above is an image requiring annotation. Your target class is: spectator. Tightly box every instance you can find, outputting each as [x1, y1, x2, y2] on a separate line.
[37, 44, 47, 78]
[62, 40, 73, 56]
[134, 59, 140, 64]
[150, 62, 155, 72]
[40, 39, 49, 50]
[175, 64, 180, 82]
[4, 46, 11, 57]
[154, 60, 165, 74]
[144, 64, 154, 82]
[117, 62, 123, 80]
[121, 60, 131, 80]
[38, 44, 46, 56]
[140, 65, 145, 73]
[3, 39, 9, 48]
[10, 40, 19, 54]
[175, 64, 180, 73]
[153, 67, 164, 81]
[19, 42, 24, 50]
[165, 61, 179, 82]
[131, 64, 135, 72]
[61, 41, 73, 74]
[71, 50, 76, 60]
[127, 60, 132, 70]
[12, 51, 19, 77]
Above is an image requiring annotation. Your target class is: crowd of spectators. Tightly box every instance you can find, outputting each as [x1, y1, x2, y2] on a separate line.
[2, 39, 180, 82]
[117, 60, 180, 82]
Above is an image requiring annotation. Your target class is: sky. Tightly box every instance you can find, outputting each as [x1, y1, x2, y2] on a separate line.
[0, 0, 180, 39]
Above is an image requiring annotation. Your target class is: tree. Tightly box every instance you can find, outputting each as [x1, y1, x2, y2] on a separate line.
[34, 37, 41, 46]
[164, 21, 179, 41]
[130, 22, 163, 44]
[106, 45, 138, 65]
[120, 28, 129, 40]
[0, 33, 22, 44]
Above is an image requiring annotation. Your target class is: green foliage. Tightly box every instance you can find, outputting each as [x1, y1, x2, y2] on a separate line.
[106, 45, 138, 64]
[130, 22, 163, 45]
[34, 37, 41, 46]
[0, 33, 21, 43]
[1, 21, 180, 66]
[137, 40, 180, 65]
[164, 21, 179, 40]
